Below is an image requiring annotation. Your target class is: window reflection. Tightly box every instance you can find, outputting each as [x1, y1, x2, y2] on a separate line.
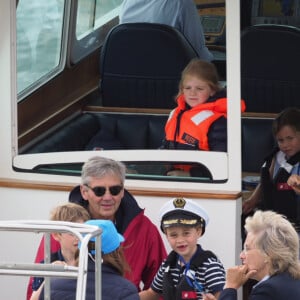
[33, 161, 217, 183]
[16, 0, 64, 96]
[76, 0, 122, 38]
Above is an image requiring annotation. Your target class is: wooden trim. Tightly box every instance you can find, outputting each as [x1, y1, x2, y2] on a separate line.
[0, 178, 241, 200]
[0, 178, 74, 192]
[84, 106, 171, 115]
[86, 108, 277, 119]
[128, 189, 241, 200]
[242, 112, 277, 119]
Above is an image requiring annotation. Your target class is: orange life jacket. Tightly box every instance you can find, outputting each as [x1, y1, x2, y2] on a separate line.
[165, 94, 246, 150]
[165, 95, 246, 171]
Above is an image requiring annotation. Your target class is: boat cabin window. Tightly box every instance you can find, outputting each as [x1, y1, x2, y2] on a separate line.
[16, 0, 122, 99]
[16, 0, 65, 98]
[14, 0, 249, 189]
[71, 0, 122, 64]
[76, 0, 122, 38]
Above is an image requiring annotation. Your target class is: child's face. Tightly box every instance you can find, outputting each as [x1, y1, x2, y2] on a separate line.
[58, 232, 80, 255]
[53, 218, 85, 256]
[165, 226, 202, 262]
[182, 75, 214, 108]
[276, 125, 300, 158]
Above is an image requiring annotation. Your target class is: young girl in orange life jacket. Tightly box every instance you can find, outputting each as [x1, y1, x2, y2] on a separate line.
[161, 58, 246, 177]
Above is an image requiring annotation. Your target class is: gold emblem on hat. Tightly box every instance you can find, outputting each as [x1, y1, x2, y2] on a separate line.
[173, 197, 186, 208]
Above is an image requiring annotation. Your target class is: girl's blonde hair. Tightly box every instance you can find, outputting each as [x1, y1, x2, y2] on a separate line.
[177, 58, 221, 99]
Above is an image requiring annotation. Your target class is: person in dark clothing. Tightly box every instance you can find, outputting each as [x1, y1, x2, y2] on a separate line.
[140, 197, 225, 300]
[203, 210, 300, 300]
[243, 108, 300, 235]
[27, 156, 167, 300]
[39, 219, 140, 300]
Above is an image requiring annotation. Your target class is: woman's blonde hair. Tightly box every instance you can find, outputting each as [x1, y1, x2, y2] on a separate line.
[245, 210, 300, 278]
[177, 58, 220, 99]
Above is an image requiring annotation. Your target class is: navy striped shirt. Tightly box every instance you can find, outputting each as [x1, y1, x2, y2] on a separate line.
[151, 246, 225, 299]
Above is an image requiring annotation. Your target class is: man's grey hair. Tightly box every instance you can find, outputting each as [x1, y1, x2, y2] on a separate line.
[81, 156, 126, 185]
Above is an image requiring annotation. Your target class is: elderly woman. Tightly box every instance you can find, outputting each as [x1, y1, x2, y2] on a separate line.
[204, 210, 300, 300]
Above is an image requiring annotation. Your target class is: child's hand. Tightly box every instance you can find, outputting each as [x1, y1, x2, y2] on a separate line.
[167, 170, 190, 177]
[287, 174, 300, 194]
[202, 293, 217, 300]
[51, 260, 66, 266]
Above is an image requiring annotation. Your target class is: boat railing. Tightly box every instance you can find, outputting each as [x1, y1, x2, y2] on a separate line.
[0, 220, 102, 300]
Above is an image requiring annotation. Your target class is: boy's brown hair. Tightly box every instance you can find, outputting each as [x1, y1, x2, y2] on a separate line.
[272, 107, 300, 136]
[50, 203, 90, 222]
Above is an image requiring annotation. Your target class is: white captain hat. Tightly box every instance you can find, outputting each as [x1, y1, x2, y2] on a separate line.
[160, 198, 209, 235]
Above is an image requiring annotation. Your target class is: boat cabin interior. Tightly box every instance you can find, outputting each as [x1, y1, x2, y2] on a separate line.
[16, 0, 300, 179]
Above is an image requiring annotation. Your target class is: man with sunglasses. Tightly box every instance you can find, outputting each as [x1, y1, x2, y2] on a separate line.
[26, 156, 167, 300]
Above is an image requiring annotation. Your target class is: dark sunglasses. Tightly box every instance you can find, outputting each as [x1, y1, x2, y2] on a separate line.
[84, 184, 123, 197]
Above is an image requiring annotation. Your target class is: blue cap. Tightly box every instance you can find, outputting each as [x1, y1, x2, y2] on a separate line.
[84, 220, 124, 255]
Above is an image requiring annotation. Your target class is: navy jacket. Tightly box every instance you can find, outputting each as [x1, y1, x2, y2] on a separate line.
[39, 258, 139, 300]
[219, 272, 300, 300]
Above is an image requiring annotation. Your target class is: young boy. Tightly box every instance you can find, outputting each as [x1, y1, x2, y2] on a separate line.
[39, 219, 140, 300]
[243, 107, 300, 232]
[29, 203, 90, 300]
[139, 197, 225, 300]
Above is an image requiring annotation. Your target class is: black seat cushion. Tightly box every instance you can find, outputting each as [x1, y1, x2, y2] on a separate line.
[100, 23, 198, 109]
[241, 24, 300, 113]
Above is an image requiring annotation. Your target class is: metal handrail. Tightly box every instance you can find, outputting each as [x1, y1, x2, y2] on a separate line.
[0, 220, 102, 300]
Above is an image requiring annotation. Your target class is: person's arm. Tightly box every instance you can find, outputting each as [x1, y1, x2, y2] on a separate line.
[26, 235, 61, 300]
[208, 97, 246, 152]
[242, 182, 262, 215]
[139, 288, 160, 300]
[179, 0, 213, 61]
[203, 293, 217, 300]
[29, 283, 44, 300]
[167, 169, 190, 177]
[30, 260, 65, 300]
[140, 220, 167, 290]
[202, 291, 221, 300]
[243, 154, 276, 214]
[207, 117, 227, 152]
